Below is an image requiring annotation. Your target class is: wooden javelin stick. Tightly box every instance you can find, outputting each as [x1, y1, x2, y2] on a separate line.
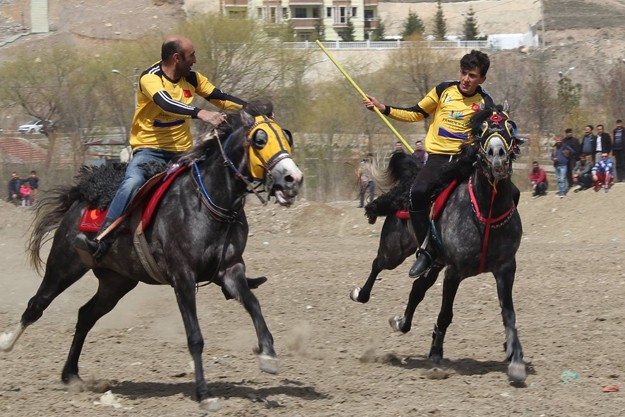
[315, 40, 414, 154]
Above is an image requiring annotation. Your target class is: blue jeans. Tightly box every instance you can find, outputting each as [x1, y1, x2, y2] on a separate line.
[555, 164, 568, 195]
[104, 148, 181, 224]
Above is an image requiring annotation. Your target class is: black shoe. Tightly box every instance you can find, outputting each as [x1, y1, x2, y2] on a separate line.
[75, 233, 110, 261]
[409, 248, 434, 278]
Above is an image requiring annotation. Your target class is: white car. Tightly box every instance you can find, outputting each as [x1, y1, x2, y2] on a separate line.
[18, 120, 47, 134]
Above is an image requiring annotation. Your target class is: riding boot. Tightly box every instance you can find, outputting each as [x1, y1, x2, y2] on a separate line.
[408, 209, 436, 278]
[75, 218, 117, 262]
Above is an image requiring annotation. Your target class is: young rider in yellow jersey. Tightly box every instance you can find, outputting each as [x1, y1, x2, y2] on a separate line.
[363, 50, 494, 278]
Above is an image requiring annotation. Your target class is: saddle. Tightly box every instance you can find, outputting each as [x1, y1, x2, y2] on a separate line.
[77, 165, 188, 283]
[394, 179, 458, 221]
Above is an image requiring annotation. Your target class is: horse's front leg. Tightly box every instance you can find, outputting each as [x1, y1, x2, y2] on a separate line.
[350, 257, 384, 303]
[223, 263, 278, 375]
[494, 259, 526, 384]
[172, 276, 218, 411]
[429, 267, 461, 365]
[389, 265, 443, 333]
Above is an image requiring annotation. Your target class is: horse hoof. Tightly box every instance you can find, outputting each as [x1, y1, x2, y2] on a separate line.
[0, 332, 15, 352]
[388, 316, 403, 332]
[200, 398, 221, 412]
[350, 287, 361, 302]
[258, 354, 279, 374]
[508, 362, 527, 383]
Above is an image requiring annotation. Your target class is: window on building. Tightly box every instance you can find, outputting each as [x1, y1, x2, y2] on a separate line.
[270, 7, 276, 23]
[326, 7, 332, 18]
[294, 8, 307, 18]
[283, 7, 288, 19]
[352, 7, 357, 18]
[257, 8, 263, 19]
[312, 7, 320, 19]
[298, 32, 312, 42]
[339, 7, 346, 24]
[364, 10, 373, 19]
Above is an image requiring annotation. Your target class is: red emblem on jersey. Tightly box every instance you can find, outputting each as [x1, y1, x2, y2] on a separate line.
[183, 89, 192, 98]
[471, 103, 479, 111]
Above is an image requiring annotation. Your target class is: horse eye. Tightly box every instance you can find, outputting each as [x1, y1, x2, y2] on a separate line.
[283, 129, 293, 147]
[252, 130, 268, 149]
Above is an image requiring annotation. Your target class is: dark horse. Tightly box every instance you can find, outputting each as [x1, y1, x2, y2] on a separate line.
[349, 151, 420, 304]
[0, 108, 303, 411]
[353, 105, 526, 383]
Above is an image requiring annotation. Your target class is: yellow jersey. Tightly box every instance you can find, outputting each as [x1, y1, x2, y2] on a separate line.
[383, 81, 493, 155]
[130, 62, 245, 152]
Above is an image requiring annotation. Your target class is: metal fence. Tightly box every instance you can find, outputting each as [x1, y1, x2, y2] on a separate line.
[282, 39, 492, 50]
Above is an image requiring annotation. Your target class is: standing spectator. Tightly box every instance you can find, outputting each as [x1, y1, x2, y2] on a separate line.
[7, 172, 20, 206]
[27, 170, 39, 204]
[357, 153, 375, 208]
[612, 120, 625, 182]
[412, 140, 428, 169]
[562, 128, 580, 189]
[595, 124, 612, 166]
[529, 161, 548, 197]
[592, 152, 615, 192]
[394, 141, 405, 153]
[573, 153, 593, 192]
[19, 182, 32, 206]
[580, 125, 596, 163]
[551, 135, 574, 198]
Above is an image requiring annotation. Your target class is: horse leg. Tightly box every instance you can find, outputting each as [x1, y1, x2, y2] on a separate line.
[428, 267, 461, 365]
[350, 257, 384, 303]
[389, 265, 443, 333]
[495, 260, 526, 383]
[352, 217, 417, 304]
[61, 270, 138, 386]
[171, 277, 218, 411]
[223, 263, 277, 375]
[0, 246, 89, 352]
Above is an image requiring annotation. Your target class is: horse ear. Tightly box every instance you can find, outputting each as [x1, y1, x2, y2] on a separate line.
[502, 99, 510, 113]
[241, 109, 255, 129]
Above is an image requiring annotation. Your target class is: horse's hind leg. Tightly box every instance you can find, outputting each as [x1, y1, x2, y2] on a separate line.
[223, 263, 277, 375]
[0, 245, 89, 352]
[495, 260, 526, 383]
[429, 267, 462, 365]
[389, 265, 443, 333]
[61, 270, 138, 385]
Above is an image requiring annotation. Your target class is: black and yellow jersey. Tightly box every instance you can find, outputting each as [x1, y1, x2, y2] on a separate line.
[383, 81, 493, 155]
[130, 61, 246, 152]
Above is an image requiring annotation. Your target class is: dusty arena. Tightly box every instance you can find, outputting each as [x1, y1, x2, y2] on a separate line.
[1, 186, 624, 416]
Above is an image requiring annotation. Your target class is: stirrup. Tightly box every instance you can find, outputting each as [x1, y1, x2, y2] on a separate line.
[408, 248, 434, 278]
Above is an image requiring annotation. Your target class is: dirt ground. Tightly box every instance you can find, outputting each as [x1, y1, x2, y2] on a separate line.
[1, 182, 625, 417]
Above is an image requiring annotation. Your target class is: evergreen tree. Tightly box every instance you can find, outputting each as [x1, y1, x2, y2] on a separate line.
[314, 20, 325, 41]
[463, 6, 479, 40]
[434, 0, 447, 41]
[372, 19, 386, 41]
[401, 11, 425, 39]
[340, 18, 355, 42]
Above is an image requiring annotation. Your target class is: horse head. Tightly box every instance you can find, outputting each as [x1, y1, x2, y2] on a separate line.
[471, 105, 518, 182]
[238, 102, 303, 206]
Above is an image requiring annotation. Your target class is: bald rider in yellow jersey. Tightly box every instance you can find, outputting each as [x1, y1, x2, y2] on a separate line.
[76, 34, 247, 261]
[364, 50, 494, 279]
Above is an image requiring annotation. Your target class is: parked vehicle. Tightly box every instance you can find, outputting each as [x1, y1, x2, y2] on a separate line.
[18, 120, 47, 134]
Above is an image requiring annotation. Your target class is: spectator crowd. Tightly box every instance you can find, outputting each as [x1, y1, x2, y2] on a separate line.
[6, 171, 39, 207]
[532, 122, 623, 198]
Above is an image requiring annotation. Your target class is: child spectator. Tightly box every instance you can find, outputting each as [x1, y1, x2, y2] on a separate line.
[19, 182, 32, 206]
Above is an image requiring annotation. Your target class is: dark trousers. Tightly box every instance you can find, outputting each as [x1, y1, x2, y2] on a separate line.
[566, 158, 575, 188]
[613, 149, 625, 182]
[409, 154, 454, 211]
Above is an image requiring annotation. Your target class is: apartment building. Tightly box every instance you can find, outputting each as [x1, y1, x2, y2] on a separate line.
[219, 0, 380, 41]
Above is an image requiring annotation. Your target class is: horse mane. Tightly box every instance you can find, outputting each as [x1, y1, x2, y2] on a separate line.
[431, 105, 500, 195]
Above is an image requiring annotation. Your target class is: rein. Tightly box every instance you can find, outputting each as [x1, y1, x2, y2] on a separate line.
[468, 174, 515, 274]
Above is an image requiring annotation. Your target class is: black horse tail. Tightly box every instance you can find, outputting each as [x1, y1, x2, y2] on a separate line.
[364, 152, 421, 223]
[27, 185, 82, 274]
